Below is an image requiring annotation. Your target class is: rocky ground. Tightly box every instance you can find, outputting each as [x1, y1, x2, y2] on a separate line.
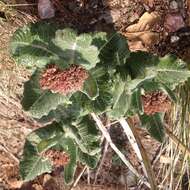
[0, 0, 190, 189]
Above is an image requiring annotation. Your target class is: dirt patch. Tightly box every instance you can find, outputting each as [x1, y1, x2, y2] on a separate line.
[0, 0, 190, 189]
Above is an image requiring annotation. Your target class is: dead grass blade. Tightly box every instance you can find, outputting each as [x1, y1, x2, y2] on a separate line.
[91, 113, 151, 188]
[69, 166, 87, 190]
[119, 118, 157, 190]
[165, 125, 190, 158]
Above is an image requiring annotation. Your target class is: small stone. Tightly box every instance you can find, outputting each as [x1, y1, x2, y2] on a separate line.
[169, 1, 179, 11]
[170, 35, 180, 43]
[38, 0, 55, 19]
[164, 13, 185, 33]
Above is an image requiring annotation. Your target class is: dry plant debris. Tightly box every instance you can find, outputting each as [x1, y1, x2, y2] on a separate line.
[123, 12, 161, 51]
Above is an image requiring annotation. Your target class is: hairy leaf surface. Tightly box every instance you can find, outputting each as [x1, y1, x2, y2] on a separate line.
[140, 113, 165, 142]
[11, 23, 100, 70]
[22, 70, 71, 119]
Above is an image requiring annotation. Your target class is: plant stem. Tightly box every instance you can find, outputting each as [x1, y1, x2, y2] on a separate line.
[93, 140, 109, 184]
[119, 118, 147, 175]
[5, 3, 37, 7]
[69, 166, 87, 190]
[119, 118, 157, 190]
[91, 113, 150, 188]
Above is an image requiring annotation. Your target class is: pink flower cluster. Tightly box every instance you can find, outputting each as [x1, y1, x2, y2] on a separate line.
[40, 64, 89, 95]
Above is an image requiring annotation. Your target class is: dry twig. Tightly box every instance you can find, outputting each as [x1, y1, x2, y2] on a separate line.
[91, 113, 150, 188]
[119, 118, 157, 190]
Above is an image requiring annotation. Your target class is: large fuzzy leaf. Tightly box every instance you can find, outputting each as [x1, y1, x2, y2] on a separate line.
[81, 74, 99, 100]
[125, 51, 159, 78]
[20, 155, 52, 181]
[156, 55, 190, 89]
[53, 29, 99, 69]
[92, 32, 107, 50]
[26, 122, 64, 152]
[20, 122, 64, 181]
[73, 73, 113, 114]
[20, 141, 52, 181]
[38, 103, 82, 124]
[78, 149, 100, 169]
[140, 113, 165, 142]
[99, 33, 130, 69]
[62, 116, 101, 156]
[109, 84, 131, 118]
[10, 22, 59, 68]
[75, 116, 100, 143]
[130, 88, 143, 114]
[10, 23, 100, 70]
[59, 138, 77, 184]
[22, 70, 71, 119]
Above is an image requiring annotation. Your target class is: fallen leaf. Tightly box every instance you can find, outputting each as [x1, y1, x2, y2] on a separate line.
[125, 31, 159, 45]
[126, 12, 161, 33]
[127, 41, 147, 52]
[122, 12, 161, 51]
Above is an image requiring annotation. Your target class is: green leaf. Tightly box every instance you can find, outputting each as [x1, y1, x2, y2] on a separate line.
[59, 138, 77, 184]
[20, 155, 52, 181]
[26, 122, 64, 152]
[10, 22, 59, 69]
[108, 78, 131, 118]
[140, 113, 165, 142]
[126, 76, 156, 92]
[81, 74, 99, 100]
[75, 116, 100, 143]
[99, 33, 130, 68]
[37, 138, 58, 153]
[141, 81, 161, 92]
[39, 104, 82, 124]
[73, 74, 113, 114]
[109, 90, 131, 118]
[126, 51, 159, 78]
[92, 32, 107, 50]
[158, 83, 177, 102]
[20, 141, 52, 181]
[22, 70, 71, 119]
[156, 55, 190, 89]
[29, 91, 71, 119]
[131, 88, 143, 114]
[78, 149, 100, 169]
[10, 23, 100, 70]
[64, 116, 101, 156]
[116, 65, 129, 81]
[53, 29, 99, 69]
[27, 122, 63, 144]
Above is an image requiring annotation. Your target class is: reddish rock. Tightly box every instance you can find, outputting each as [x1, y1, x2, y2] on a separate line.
[164, 13, 185, 33]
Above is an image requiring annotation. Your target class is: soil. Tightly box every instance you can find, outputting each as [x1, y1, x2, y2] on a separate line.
[0, 0, 190, 190]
